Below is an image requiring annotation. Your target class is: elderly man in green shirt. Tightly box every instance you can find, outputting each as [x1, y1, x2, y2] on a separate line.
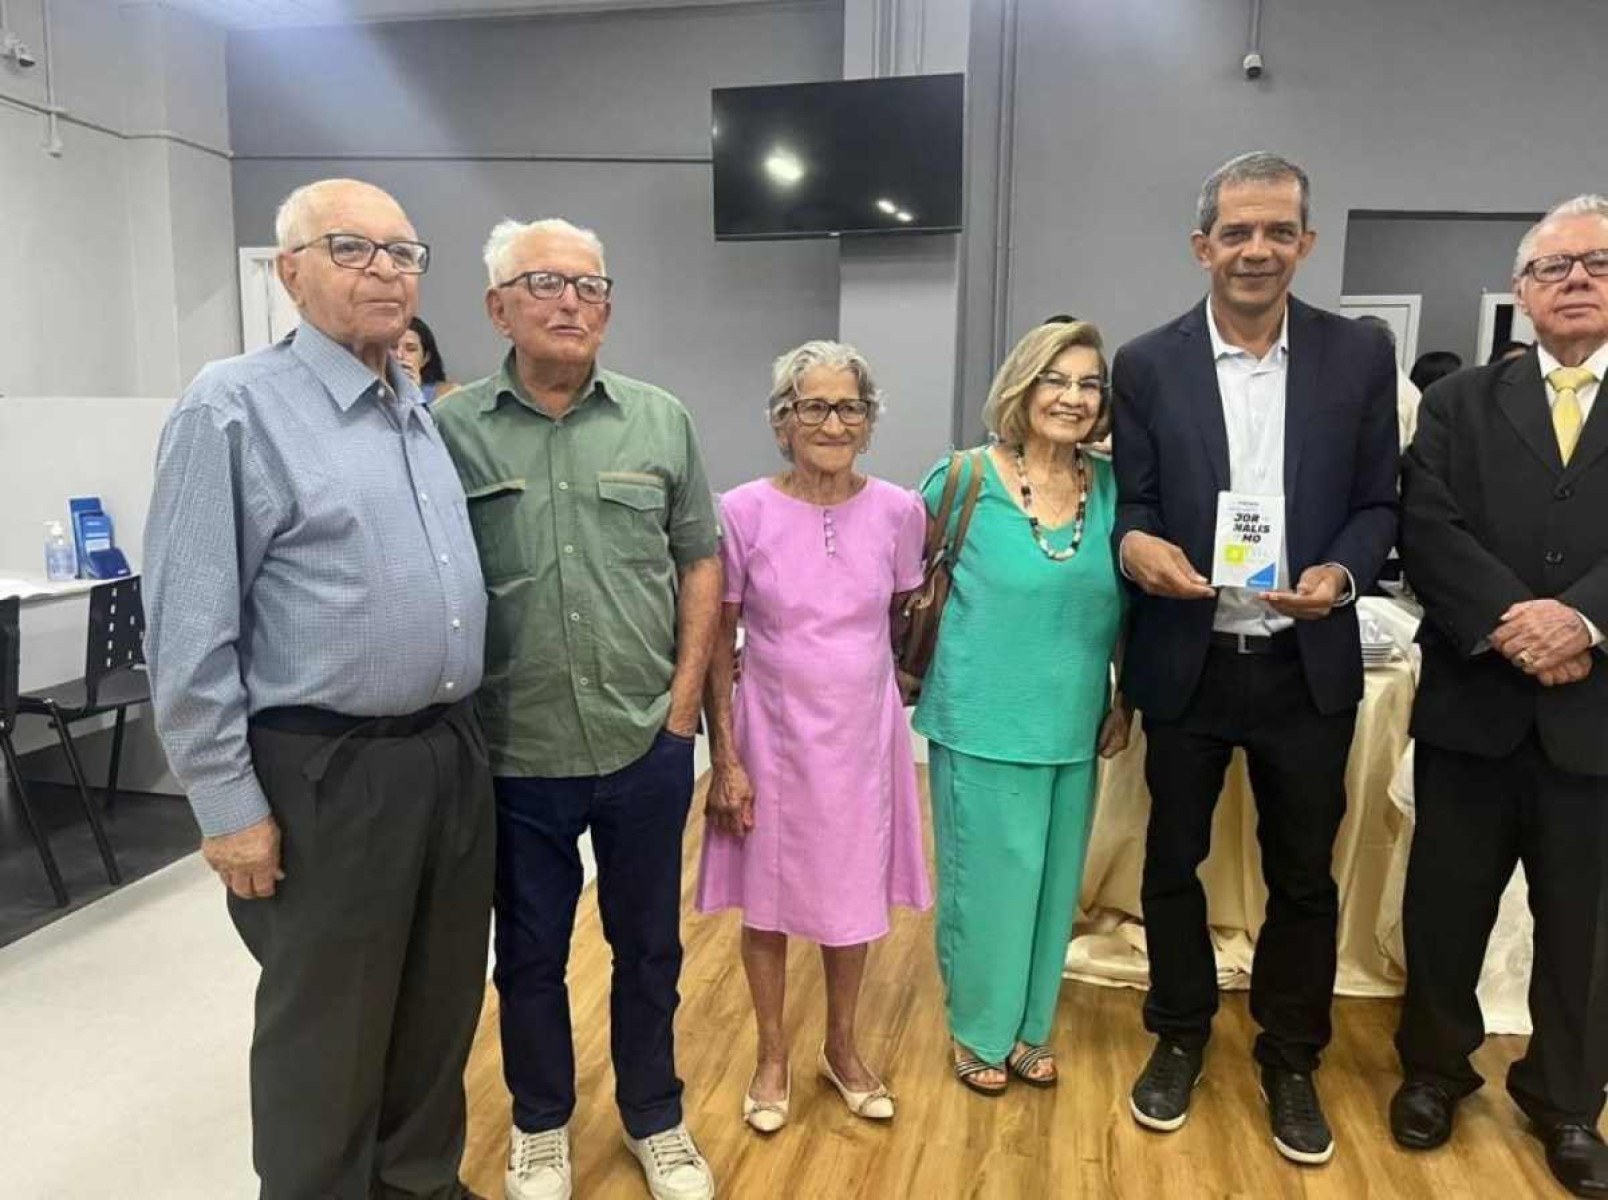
[434, 218, 722, 1200]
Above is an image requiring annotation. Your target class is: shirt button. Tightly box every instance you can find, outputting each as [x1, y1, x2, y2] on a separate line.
[439, 554, 449, 564]
[570, 612, 581, 622]
[558, 481, 570, 491]
[444, 681, 456, 691]
[564, 544, 574, 554]
[419, 492, 430, 504]
[451, 619, 462, 630]
[1545, 550, 1565, 566]
[578, 676, 589, 686]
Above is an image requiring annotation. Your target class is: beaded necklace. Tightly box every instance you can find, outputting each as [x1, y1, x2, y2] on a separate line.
[1011, 445, 1087, 562]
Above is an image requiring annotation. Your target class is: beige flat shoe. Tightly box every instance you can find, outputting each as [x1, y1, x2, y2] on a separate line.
[819, 1046, 895, 1121]
[743, 1066, 790, 1134]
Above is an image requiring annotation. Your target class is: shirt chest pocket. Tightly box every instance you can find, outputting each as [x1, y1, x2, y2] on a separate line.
[597, 472, 669, 564]
[465, 478, 531, 584]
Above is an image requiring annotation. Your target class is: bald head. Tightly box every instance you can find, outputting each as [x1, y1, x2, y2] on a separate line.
[275, 179, 408, 252]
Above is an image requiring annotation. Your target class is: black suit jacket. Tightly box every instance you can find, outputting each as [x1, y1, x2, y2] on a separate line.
[1110, 297, 1400, 721]
[1400, 350, 1608, 777]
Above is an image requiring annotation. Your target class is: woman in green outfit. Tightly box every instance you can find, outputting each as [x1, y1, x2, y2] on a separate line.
[914, 319, 1131, 1094]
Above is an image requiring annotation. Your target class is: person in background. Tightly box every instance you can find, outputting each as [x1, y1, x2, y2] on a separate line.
[1488, 337, 1533, 365]
[143, 178, 494, 1200]
[395, 315, 459, 403]
[1393, 194, 1608, 1198]
[1112, 152, 1397, 1166]
[434, 216, 721, 1200]
[698, 340, 931, 1134]
[1355, 315, 1422, 450]
[914, 318, 1129, 1098]
[1410, 350, 1464, 392]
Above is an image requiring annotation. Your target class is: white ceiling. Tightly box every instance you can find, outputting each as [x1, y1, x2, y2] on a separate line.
[166, 0, 770, 30]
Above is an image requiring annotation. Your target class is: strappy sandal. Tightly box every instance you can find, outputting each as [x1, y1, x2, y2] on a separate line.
[952, 1048, 1008, 1097]
[1007, 1043, 1058, 1089]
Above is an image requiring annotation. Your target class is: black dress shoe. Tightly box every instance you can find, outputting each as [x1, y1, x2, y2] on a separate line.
[1538, 1123, 1608, 1197]
[1129, 1040, 1204, 1132]
[1260, 1065, 1334, 1165]
[1390, 1080, 1457, 1150]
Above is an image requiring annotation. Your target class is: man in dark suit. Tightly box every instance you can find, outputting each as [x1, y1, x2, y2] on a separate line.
[1392, 194, 1608, 1197]
[1110, 152, 1398, 1165]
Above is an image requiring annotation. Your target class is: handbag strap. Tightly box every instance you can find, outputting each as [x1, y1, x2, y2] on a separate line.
[925, 448, 986, 562]
[924, 450, 968, 561]
[948, 450, 985, 561]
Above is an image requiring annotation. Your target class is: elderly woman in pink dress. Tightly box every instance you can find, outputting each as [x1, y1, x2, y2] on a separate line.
[697, 340, 932, 1135]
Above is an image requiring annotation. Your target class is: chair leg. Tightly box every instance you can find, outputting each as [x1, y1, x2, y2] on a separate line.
[2, 733, 70, 907]
[105, 707, 127, 813]
[52, 716, 122, 886]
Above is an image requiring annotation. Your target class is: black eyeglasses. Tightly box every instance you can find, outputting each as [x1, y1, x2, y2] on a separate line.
[779, 398, 874, 427]
[290, 232, 430, 274]
[496, 270, 614, 305]
[1036, 371, 1108, 399]
[1521, 248, 1608, 284]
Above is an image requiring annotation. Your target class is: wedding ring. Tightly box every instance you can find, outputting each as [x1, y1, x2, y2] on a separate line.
[1519, 650, 1533, 665]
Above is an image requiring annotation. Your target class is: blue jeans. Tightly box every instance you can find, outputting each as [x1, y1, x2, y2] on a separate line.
[492, 729, 695, 1139]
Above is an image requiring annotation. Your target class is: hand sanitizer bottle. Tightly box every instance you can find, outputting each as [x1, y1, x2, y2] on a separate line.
[45, 520, 77, 581]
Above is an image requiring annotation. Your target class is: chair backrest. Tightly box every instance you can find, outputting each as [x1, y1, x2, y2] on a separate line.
[84, 578, 146, 709]
[0, 596, 18, 735]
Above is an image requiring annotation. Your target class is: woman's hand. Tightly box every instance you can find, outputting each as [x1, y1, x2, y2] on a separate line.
[706, 759, 756, 837]
[1097, 698, 1132, 759]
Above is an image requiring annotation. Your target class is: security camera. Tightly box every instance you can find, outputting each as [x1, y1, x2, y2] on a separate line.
[3, 33, 37, 68]
[1242, 51, 1264, 80]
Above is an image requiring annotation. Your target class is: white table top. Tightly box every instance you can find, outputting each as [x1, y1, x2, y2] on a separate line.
[0, 575, 104, 605]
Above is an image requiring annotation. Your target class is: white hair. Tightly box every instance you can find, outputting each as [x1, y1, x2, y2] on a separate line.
[482, 218, 607, 286]
[274, 178, 394, 251]
[1514, 194, 1608, 280]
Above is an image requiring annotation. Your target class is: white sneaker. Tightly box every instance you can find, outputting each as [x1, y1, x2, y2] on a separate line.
[505, 1123, 572, 1200]
[623, 1123, 716, 1200]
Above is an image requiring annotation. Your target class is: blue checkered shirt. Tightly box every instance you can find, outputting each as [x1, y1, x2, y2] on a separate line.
[143, 323, 486, 836]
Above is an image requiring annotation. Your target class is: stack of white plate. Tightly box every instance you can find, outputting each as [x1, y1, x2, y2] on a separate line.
[1360, 616, 1397, 667]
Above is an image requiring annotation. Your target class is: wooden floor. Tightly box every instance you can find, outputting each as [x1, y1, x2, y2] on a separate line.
[460, 776, 1595, 1199]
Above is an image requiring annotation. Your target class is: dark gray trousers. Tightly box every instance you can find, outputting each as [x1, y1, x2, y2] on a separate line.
[230, 701, 495, 1200]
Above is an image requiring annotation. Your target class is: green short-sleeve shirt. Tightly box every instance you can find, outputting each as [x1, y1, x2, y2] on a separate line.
[434, 355, 720, 778]
[911, 448, 1124, 764]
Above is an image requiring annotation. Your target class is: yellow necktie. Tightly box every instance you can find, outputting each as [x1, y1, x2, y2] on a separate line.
[1548, 366, 1596, 465]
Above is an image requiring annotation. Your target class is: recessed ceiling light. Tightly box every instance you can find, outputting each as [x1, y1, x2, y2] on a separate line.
[895, 210, 914, 223]
[875, 198, 898, 214]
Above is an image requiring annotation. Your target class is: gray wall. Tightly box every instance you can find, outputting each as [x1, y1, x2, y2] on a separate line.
[1342, 213, 1538, 367]
[958, 0, 1608, 441]
[0, 0, 236, 399]
[228, 2, 846, 491]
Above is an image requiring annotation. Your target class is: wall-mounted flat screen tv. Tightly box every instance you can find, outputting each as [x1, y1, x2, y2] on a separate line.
[711, 73, 964, 241]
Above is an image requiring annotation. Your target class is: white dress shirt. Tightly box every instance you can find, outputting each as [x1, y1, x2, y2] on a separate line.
[1537, 339, 1607, 648]
[1203, 303, 1355, 635]
[1207, 301, 1295, 635]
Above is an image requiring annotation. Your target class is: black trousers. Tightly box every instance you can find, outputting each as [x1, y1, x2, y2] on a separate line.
[1141, 643, 1357, 1072]
[231, 701, 495, 1200]
[492, 729, 695, 1140]
[1396, 737, 1608, 1127]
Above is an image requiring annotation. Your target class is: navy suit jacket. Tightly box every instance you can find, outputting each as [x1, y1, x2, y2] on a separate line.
[1401, 351, 1608, 777]
[1109, 296, 1400, 721]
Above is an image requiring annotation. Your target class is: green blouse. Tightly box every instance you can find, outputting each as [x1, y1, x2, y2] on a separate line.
[912, 447, 1124, 764]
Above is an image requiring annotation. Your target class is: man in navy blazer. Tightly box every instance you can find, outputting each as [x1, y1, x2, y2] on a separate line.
[1110, 152, 1398, 1166]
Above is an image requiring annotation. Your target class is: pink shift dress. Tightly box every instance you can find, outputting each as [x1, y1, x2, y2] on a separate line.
[696, 476, 934, 945]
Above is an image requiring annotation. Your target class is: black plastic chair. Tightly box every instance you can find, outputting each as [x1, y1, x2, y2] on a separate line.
[17, 579, 148, 889]
[1, 595, 70, 906]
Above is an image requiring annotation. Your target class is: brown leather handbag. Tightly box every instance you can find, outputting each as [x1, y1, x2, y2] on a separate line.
[896, 449, 984, 704]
